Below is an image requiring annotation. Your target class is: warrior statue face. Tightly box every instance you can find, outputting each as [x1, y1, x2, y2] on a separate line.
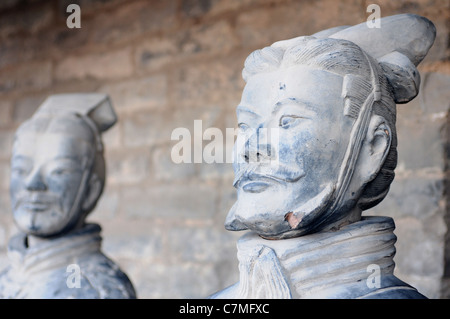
[232, 65, 352, 236]
[10, 114, 104, 238]
[226, 37, 397, 239]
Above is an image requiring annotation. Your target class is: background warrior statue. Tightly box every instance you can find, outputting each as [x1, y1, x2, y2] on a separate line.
[0, 93, 136, 299]
[211, 14, 436, 299]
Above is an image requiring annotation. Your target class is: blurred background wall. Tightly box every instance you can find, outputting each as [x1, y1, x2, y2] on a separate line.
[0, 0, 448, 298]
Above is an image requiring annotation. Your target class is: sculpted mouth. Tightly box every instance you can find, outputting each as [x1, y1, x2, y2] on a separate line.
[241, 177, 276, 193]
[16, 194, 57, 212]
[239, 171, 303, 193]
[21, 200, 52, 211]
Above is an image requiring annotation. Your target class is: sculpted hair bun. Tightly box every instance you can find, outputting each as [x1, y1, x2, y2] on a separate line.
[313, 13, 436, 103]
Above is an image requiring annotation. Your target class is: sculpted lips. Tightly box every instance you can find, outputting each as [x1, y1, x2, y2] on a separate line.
[234, 165, 305, 193]
[15, 193, 58, 212]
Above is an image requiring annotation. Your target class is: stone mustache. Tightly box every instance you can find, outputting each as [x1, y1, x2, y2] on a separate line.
[0, 94, 136, 299]
[211, 14, 436, 299]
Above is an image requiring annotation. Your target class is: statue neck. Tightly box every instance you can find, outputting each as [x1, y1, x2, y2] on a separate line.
[26, 220, 86, 249]
[234, 216, 398, 299]
[8, 223, 102, 274]
[316, 204, 362, 232]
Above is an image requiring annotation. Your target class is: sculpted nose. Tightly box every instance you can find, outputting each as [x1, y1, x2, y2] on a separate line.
[243, 143, 273, 163]
[242, 127, 276, 164]
[25, 168, 47, 191]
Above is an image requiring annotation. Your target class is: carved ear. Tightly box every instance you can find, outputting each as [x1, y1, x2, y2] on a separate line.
[82, 173, 102, 213]
[357, 115, 392, 184]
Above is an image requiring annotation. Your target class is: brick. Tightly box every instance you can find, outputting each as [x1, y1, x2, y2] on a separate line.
[106, 150, 150, 185]
[12, 95, 46, 124]
[0, 224, 6, 249]
[0, 61, 52, 93]
[121, 183, 217, 220]
[217, 183, 237, 221]
[79, 1, 176, 42]
[199, 161, 234, 181]
[98, 75, 168, 113]
[0, 100, 12, 127]
[55, 48, 133, 82]
[0, 0, 20, 11]
[173, 58, 243, 109]
[167, 226, 239, 263]
[370, 175, 444, 220]
[57, 0, 129, 16]
[122, 111, 171, 147]
[396, 116, 447, 170]
[51, 24, 90, 54]
[0, 2, 54, 37]
[181, 0, 214, 18]
[88, 4, 141, 45]
[0, 163, 10, 190]
[0, 131, 14, 160]
[91, 188, 119, 221]
[398, 72, 450, 119]
[180, 0, 286, 18]
[394, 215, 445, 277]
[135, 36, 178, 73]
[206, 0, 285, 17]
[236, 0, 365, 48]
[177, 20, 238, 56]
[129, 263, 221, 298]
[0, 36, 39, 70]
[172, 105, 225, 130]
[101, 223, 164, 260]
[123, 106, 223, 148]
[422, 72, 450, 114]
[152, 145, 196, 182]
[0, 190, 11, 219]
[101, 123, 121, 150]
[137, 0, 178, 33]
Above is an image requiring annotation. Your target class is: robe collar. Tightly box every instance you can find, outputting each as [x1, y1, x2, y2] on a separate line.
[234, 216, 401, 298]
[7, 223, 102, 276]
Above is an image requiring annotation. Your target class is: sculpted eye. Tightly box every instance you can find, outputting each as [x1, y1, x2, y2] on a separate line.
[238, 122, 250, 132]
[51, 169, 68, 176]
[50, 167, 78, 176]
[279, 115, 305, 128]
[11, 166, 28, 176]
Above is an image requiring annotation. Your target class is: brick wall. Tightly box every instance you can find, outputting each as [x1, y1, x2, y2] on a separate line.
[0, 0, 448, 298]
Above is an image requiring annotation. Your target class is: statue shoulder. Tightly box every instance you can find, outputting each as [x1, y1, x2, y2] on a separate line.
[76, 252, 136, 299]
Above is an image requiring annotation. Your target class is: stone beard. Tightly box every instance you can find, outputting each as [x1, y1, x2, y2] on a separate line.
[212, 14, 436, 299]
[0, 94, 136, 299]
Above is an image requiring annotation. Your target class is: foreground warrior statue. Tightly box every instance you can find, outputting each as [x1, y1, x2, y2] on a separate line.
[0, 94, 136, 299]
[211, 14, 435, 299]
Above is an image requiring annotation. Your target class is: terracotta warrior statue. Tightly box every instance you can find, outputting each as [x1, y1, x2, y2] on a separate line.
[211, 14, 436, 299]
[0, 94, 136, 299]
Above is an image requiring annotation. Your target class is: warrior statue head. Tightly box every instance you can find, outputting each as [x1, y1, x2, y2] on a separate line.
[10, 93, 116, 238]
[225, 14, 436, 239]
[3, 94, 136, 299]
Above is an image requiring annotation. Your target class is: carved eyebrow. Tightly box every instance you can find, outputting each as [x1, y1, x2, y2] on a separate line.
[50, 156, 82, 163]
[272, 98, 317, 116]
[236, 105, 261, 117]
[11, 155, 32, 163]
